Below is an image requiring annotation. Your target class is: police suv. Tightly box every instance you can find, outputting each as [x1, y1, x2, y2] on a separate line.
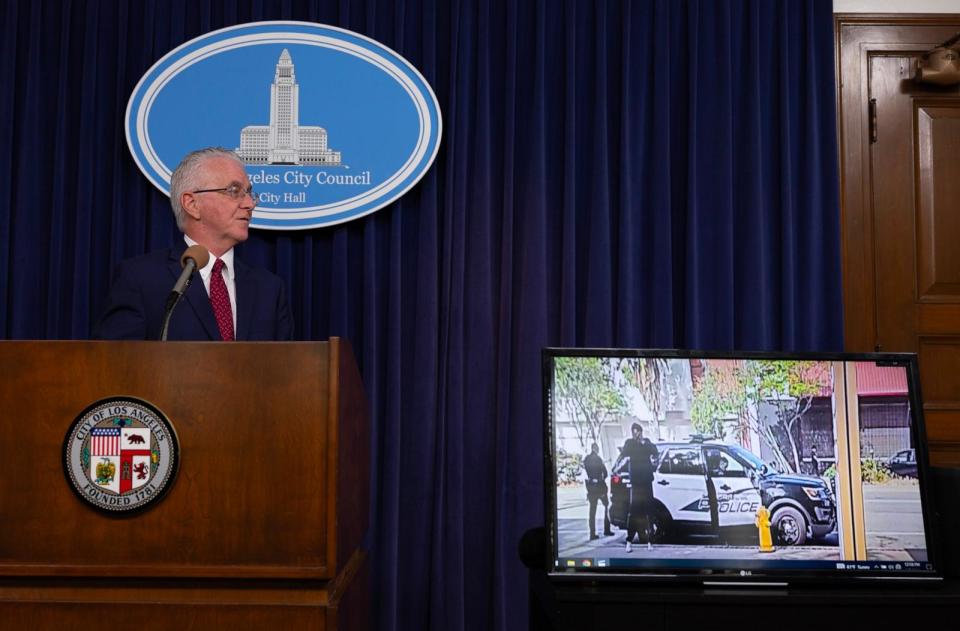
[609, 440, 836, 545]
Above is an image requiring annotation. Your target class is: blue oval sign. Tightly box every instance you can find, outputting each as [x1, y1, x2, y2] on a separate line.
[126, 22, 442, 230]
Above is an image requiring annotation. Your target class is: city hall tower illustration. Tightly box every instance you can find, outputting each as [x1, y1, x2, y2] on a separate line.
[237, 49, 342, 166]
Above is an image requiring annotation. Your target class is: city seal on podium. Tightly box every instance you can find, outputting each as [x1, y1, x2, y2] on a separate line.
[63, 397, 180, 515]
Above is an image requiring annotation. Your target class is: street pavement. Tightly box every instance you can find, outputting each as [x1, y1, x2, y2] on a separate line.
[554, 480, 927, 562]
[862, 480, 928, 558]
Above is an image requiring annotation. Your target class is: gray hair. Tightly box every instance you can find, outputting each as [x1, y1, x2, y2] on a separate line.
[169, 147, 244, 230]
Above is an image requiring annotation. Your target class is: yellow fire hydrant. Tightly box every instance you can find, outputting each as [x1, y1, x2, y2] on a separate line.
[755, 505, 774, 553]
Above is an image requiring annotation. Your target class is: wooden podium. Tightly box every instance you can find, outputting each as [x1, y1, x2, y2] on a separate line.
[0, 339, 369, 629]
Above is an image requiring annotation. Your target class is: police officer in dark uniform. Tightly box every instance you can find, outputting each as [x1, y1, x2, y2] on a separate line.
[623, 423, 659, 551]
[583, 442, 613, 540]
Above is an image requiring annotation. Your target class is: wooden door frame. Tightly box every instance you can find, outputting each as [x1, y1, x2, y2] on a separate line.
[835, 13, 960, 353]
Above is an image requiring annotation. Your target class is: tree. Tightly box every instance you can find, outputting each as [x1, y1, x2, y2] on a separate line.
[753, 360, 831, 473]
[620, 357, 668, 440]
[554, 357, 628, 452]
[689, 362, 743, 440]
[690, 360, 832, 473]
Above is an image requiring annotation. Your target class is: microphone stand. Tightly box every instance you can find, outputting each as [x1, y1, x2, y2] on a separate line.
[159, 246, 208, 340]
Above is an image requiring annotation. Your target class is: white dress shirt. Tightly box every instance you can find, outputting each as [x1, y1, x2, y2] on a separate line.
[184, 236, 238, 333]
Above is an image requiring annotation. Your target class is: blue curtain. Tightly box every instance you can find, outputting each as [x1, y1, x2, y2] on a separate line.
[0, 1, 841, 629]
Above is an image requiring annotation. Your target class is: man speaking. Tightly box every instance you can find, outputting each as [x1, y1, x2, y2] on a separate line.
[95, 147, 294, 341]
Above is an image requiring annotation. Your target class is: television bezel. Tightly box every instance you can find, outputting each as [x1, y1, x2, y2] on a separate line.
[541, 347, 943, 585]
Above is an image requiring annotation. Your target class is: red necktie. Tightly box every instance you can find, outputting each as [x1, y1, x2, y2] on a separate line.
[209, 258, 235, 341]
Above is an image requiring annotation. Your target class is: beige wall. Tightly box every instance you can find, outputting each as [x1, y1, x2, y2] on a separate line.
[834, 0, 960, 12]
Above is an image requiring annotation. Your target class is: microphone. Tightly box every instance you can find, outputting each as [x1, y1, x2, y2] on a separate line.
[159, 245, 210, 341]
[173, 245, 210, 295]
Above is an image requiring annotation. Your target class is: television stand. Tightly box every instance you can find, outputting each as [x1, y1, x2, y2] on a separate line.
[528, 569, 960, 630]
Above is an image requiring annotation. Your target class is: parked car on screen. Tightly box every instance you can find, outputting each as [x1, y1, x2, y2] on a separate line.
[609, 440, 836, 546]
[885, 448, 918, 478]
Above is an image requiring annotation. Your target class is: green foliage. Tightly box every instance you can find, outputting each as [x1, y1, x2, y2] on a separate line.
[556, 448, 583, 486]
[555, 357, 626, 414]
[690, 365, 742, 438]
[860, 457, 893, 484]
[819, 461, 894, 484]
[554, 357, 628, 450]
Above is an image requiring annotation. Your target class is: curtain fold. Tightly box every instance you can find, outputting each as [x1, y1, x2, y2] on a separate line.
[0, 1, 842, 629]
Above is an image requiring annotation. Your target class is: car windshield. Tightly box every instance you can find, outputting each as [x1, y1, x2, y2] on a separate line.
[726, 444, 766, 471]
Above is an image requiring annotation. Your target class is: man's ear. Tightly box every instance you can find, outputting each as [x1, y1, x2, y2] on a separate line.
[181, 192, 201, 221]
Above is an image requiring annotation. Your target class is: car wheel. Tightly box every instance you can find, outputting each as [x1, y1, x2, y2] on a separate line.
[771, 506, 807, 546]
[646, 506, 672, 544]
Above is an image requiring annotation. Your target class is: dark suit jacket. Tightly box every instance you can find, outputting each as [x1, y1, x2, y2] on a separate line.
[94, 248, 294, 341]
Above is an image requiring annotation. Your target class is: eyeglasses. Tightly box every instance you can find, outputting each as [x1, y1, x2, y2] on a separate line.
[192, 184, 257, 205]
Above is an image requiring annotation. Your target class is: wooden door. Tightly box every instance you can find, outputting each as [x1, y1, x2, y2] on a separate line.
[837, 15, 960, 466]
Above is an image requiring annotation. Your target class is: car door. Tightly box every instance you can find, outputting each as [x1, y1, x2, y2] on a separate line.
[608, 454, 630, 526]
[655, 446, 711, 525]
[704, 447, 763, 528]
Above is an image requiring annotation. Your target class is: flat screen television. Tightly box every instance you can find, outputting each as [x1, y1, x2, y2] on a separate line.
[542, 348, 942, 584]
